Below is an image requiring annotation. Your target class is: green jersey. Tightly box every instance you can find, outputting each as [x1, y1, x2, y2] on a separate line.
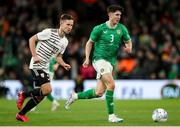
[49, 56, 57, 73]
[90, 22, 131, 65]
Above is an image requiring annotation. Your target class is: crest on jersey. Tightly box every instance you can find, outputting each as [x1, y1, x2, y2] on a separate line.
[117, 29, 121, 35]
[40, 73, 45, 78]
[100, 68, 104, 73]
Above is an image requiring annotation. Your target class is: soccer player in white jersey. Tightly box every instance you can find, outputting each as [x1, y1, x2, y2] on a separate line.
[30, 56, 60, 112]
[16, 14, 74, 122]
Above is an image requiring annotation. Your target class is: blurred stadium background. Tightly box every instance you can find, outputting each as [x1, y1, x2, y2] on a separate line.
[0, 0, 180, 126]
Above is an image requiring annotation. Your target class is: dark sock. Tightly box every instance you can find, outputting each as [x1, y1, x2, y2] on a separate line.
[23, 88, 43, 98]
[19, 96, 42, 115]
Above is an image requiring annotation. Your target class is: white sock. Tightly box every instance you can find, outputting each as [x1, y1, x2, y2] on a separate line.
[74, 93, 78, 99]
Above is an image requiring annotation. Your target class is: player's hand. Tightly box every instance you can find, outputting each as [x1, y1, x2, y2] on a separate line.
[83, 59, 90, 68]
[123, 47, 132, 53]
[63, 63, 71, 71]
[33, 56, 41, 63]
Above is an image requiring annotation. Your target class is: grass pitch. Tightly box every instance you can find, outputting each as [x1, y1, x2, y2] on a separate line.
[0, 98, 179, 126]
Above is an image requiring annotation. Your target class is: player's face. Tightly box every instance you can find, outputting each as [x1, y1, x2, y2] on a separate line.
[109, 11, 121, 25]
[61, 19, 74, 34]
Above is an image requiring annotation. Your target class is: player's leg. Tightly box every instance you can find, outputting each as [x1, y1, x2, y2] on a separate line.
[77, 79, 106, 99]
[47, 94, 60, 111]
[101, 73, 115, 116]
[16, 95, 44, 122]
[17, 69, 51, 110]
[30, 84, 53, 111]
[64, 87, 101, 110]
[16, 87, 44, 110]
[16, 96, 44, 122]
[16, 83, 52, 122]
[65, 60, 107, 109]
[48, 71, 60, 111]
[16, 70, 52, 122]
[48, 72, 55, 102]
[29, 84, 38, 112]
[47, 94, 54, 102]
[64, 80, 106, 110]
[101, 73, 123, 123]
[93, 59, 123, 123]
[80, 60, 108, 98]
[30, 106, 37, 112]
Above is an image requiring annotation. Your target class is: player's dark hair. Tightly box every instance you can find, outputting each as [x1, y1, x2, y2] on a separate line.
[107, 5, 124, 13]
[60, 14, 73, 21]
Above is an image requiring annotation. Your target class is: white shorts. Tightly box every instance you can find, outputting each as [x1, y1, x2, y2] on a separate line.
[92, 59, 113, 79]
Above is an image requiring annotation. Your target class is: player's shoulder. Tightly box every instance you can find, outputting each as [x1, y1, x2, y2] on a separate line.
[41, 28, 58, 33]
[117, 23, 128, 29]
[39, 28, 51, 34]
[93, 23, 106, 30]
[95, 23, 106, 28]
[50, 28, 58, 33]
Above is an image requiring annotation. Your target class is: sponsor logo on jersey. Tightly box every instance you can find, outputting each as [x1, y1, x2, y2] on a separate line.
[103, 30, 107, 34]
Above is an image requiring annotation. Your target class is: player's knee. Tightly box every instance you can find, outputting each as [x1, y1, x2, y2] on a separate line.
[46, 87, 52, 94]
[42, 87, 52, 96]
[107, 83, 115, 90]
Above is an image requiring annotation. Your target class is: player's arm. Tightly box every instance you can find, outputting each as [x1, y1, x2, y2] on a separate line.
[83, 39, 93, 67]
[29, 29, 51, 63]
[29, 35, 40, 63]
[53, 63, 59, 71]
[123, 40, 132, 53]
[122, 25, 132, 54]
[83, 39, 94, 68]
[83, 25, 100, 67]
[56, 53, 71, 71]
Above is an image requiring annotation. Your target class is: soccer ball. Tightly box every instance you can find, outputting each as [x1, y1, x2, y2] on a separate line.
[152, 108, 168, 122]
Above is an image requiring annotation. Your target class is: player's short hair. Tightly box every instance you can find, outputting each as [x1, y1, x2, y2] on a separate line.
[107, 5, 124, 13]
[60, 14, 73, 21]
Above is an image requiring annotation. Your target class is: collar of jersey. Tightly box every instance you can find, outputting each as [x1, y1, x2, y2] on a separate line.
[106, 21, 117, 29]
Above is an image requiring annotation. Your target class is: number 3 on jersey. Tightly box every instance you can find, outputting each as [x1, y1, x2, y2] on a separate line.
[110, 34, 114, 42]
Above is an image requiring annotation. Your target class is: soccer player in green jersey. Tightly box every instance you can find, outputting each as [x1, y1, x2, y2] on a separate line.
[31, 56, 60, 112]
[65, 5, 132, 123]
[47, 57, 60, 111]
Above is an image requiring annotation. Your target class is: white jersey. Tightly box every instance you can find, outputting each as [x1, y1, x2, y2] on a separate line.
[29, 28, 68, 73]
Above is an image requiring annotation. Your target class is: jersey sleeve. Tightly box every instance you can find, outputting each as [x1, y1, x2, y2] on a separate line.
[122, 25, 131, 43]
[37, 29, 51, 40]
[90, 25, 101, 42]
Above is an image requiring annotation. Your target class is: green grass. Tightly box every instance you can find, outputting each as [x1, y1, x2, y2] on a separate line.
[0, 98, 180, 126]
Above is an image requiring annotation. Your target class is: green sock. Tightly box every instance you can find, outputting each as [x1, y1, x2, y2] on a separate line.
[47, 94, 54, 102]
[78, 89, 98, 99]
[106, 90, 114, 114]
